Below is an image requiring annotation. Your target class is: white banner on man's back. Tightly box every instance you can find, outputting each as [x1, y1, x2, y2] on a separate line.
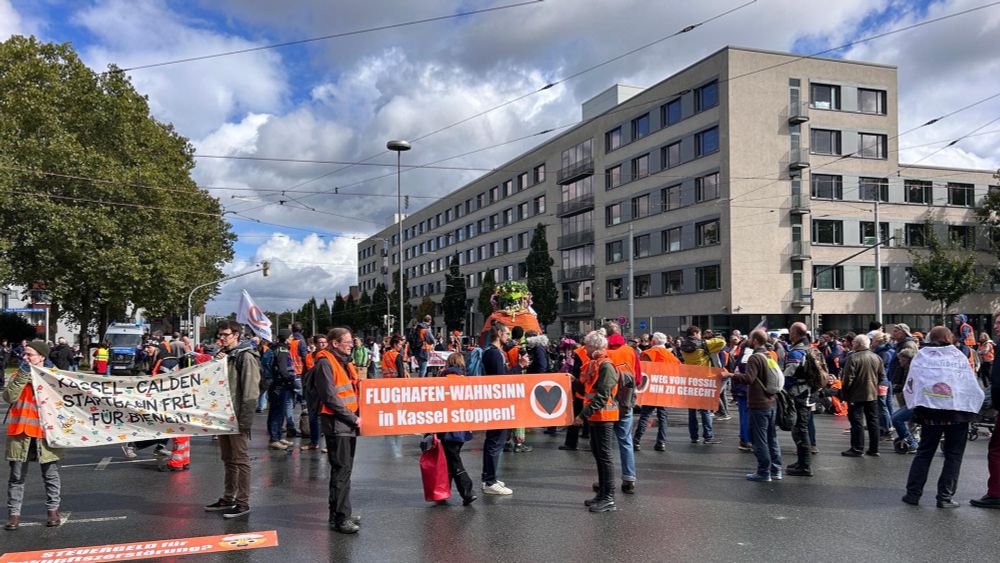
[903, 344, 985, 414]
[410, 350, 454, 369]
[31, 359, 238, 448]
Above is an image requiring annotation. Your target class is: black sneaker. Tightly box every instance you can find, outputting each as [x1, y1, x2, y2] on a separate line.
[936, 499, 960, 509]
[462, 495, 478, 506]
[204, 498, 236, 512]
[841, 449, 863, 457]
[786, 467, 813, 477]
[558, 445, 578, 451]
[621, 481, 635, 494]
[703, 437, 722, 445]
[333, 520, 360, 534]
[633, 443, 642, 451]
[588, 498, 616, 513]
[901, 495, 920, 506]
[222, 505, 251, 519]
[654, 442, 666, 452]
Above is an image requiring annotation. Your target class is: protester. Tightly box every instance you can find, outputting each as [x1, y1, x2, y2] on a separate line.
[731, 330, 781, 481]
[603, 322, 640, 493]
[840, 334, 884, 457]
[367, 336, 381, 379]
[204, 321, 260, 519]
[783, 322, 822, 477]
[576, 330, 619, 513]
[728, 334, 753, 452]
[971, 314, 1000, 509]
[872, 331, 896, 438]
[92, 340, 109, 374]
[351, 337, 370, 380]
[312, 327, 362, 533]
[381, 336, 407, 378]
[4, 341, 62, 531]
[634, 332, 677, 452]
[480, 322, 528, 495]
[413, 315, 436, 377]
[434, 353, 477, 506]
[977, 332, 994, 389]
[560, 341, 589, 451]
[902, 327, 984, 508]
[679, 326, 723, 444]
[267, 329, 296, 451]
[891, 346, 920, 453]
[47, 337, 73, 371]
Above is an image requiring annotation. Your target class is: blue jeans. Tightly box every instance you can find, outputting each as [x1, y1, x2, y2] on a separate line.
[308, 408, 320, 446]
[418, 359, 429, 377]
[481, 429, 508, 485]
[634, 406, 667, 445]
[750, 406, 782, 476]
[257, 390, 268, 411]
[736, 396, 750, 444]
[613, 414, 636, 482]
[688, 409, 714, 440]
[878, 391, 894, 434]
[893, 404, 917, 447]
[717, 379, 730, 416]
[267, 387, 294, 442]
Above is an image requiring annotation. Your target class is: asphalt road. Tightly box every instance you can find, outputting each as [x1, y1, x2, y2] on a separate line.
[2, 409, 997, 562]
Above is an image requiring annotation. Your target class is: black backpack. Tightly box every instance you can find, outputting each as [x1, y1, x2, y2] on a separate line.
[407, 326, 425, 360]
[302, 361, 321, 415]
[774, 389, 798, 431]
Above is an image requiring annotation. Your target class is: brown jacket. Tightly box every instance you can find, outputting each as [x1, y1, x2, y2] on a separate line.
[840, 349, 883, 402]
[731, 348, 776, 409]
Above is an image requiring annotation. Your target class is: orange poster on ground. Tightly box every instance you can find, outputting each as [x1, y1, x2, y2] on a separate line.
[636, 361, 724, 410]
[359, 373, 573, 436]
[0, 531, 278, 563]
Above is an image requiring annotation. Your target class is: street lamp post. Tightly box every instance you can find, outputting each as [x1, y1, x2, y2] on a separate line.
[187, 261, 269, 344]
[387, 139, 411, 337]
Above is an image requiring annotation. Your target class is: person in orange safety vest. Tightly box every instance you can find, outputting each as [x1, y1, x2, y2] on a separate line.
[575, 330, 620, 513]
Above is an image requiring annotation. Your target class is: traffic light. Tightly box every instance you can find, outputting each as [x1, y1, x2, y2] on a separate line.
[261, 260, 270, 277]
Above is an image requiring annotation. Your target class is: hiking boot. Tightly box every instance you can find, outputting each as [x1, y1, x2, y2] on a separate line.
[4, 515, 18, 531]
[633, 443, 641, 452]
[583, 495, 601, 507]
[204, 498, 236, 512]
[654, 442, 666, 452]
[588, 498, 616, 513]
[46, 510, 61, 527]
[621, 481, 635, 494]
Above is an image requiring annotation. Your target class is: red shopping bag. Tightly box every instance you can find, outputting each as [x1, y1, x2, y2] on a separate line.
[420, 436, 451, 502]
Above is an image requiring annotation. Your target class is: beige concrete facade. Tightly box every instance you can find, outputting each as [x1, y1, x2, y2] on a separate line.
[357, 46, 1000, 336]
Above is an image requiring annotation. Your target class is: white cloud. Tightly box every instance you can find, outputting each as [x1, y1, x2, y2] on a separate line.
[0, 0, 24, 39]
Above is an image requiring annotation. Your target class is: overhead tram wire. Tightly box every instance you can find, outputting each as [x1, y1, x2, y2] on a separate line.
[116, 1, 545, 72]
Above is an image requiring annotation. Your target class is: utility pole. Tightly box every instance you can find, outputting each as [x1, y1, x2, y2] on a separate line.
[810, 237, 893, 335]
[628, 222, 635, 337]
[874, 196, 883, 325]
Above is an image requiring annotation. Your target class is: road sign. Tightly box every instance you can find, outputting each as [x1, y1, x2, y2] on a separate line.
[2, 308, 46, 313]
[638, 320, 648, 330]
[616, 316, 627, 325]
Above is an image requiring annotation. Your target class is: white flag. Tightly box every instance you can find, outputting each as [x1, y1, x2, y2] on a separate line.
[236, 289, 272, 342]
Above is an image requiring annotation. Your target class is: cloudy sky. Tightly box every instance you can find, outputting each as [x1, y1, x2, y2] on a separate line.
[4, 0, 999, 314]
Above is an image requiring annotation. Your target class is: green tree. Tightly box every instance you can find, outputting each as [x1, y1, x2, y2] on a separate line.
[0, 312, 37, 343]
[358, 290, 372, 333]
[344, 293, 357, 330]
[442, 254, 466, 331]
[526, 223, 558, 325]
[317, 298, 331, 334]
[331, 293, 346, 326]
[297, 297, 317, 336]
[415, 296, 436, 322]
[0, 37, 234, 349]
[478, 269, 496, 319]
[908, 221, 985, 324]
[974, 167, 1000, 261]
[371, 283, 388, 332]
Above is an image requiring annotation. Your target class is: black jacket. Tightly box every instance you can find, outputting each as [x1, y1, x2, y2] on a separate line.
[483, 345, 510, 376]
[49, 344, 74, 370]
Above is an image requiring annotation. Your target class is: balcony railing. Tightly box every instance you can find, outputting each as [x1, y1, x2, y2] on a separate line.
[788, 101, 810, 124]
[559, 301, 595, 316]
[558, 265, 596, 282]
[558, 230, 595, 249]
[788, 147, 810, 171]
[790, 192, 809, 214]
[791, 287, 810, 307]
[556, 157, 595, 185]
[790, 240, 811, 260]
[557, 194, 595, 217]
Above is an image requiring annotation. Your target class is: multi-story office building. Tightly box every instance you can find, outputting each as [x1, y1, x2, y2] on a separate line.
[357, 46, 999, 336]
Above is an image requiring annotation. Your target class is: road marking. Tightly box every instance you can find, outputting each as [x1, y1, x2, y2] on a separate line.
[62, 459, 157, 468]
[19, 513, 128, 527]
[95, 457, 112, 471]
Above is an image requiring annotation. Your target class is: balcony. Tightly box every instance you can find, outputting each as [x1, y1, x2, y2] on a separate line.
[558, 230, 595, 249]
[790, 193, 810, 215]
[559, 301, 595, 317]
[791, 287, 810, 308]
[788, 147, 810, 171]
[557, 157, 595, 185]
[788, 101, 810, 124]
[790, 240, 811, 261]
[558, 265, 595, 283]
[557, 194, 595, 217]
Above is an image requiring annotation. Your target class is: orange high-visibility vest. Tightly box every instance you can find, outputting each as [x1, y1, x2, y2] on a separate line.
[314, 350, 358, 415]
[506, 345, 521, 371]
[606, 345, 638, 382]
[581, 358, 619, 422]
[640, 347, 679, 364]
[960, 323, 977, 347]
[7, 383, 43, 438]
[289, 338, 305, 375]
[382, 348, 402, 377]
[572, 346, 590, 400]
[980, 341, 995, 363]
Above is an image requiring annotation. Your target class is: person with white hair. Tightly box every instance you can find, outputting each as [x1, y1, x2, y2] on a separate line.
[840, 334, 884, 457]
[634, 333, 678, 452]
[575, 330, 620, 513]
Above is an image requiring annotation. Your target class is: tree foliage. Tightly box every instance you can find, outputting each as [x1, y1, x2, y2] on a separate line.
[318, 298, 331, 334]
[478, 269, 496, 319]
[908, 221, 985, 324]
[974, 167, 1000, 262]
[0, 313, 37, 343]
[442, 254, 466, 331]
[526, 223, 558, 326]
[371, 282, 388, 332]
[415, 296, 436, 322]
[0, 37, 235, 348]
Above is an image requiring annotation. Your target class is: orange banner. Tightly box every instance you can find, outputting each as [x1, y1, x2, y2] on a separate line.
[0, 531, 278, 563]
[636, 361, 724, 410]
[359, 374, 573, 436]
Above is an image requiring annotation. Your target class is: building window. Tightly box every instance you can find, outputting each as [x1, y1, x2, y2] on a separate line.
[696, 220, 720, 246]
[605, 127, 622, 152]
[661, 184, 681, 212]
[696, 265, 721, 291]
[503, 180, 514, 197]
[948, 183, 974, 207]
[476, 193, 485, 209]
[518, 231, 529, 249]
[533, 163, 545, 184]
[905, 179, 932, 204]
[814, 265, 844, 290]
[695, 172, 719, 202]
[860, 221, 889, 246]
[607, 279, 623, 300]
[606, 241, 623, 263]
[811, 129, 842, 155]
[662, 270, 683, 294]
[631, 114, 650, 140]
[861, 266, 890, 291]
[631, 194, 650, 219]
[561, 246, 593, 270]
[662, 227, 682, 253]
[633, 234, 650, 258]
[490, 214, 500, 230]
[859, 177, 888, 201]
[606, 203, 622, 226]
[695, 126, 719, 156]
[503, 237, 514, 254]
[858, 133, 887, 159]
[533, 195, 545, 214]
[662, 141, 681, 169]
[631, 154, 650, 180]
[812, 219, 843, 245]
[606, 165, 622, 190]
[905, 223, 926, 247]
[634, 274, 651, 297]
[489, 186, 499, 204]
[810, 83, 840, 110]
[858, 88, 887, 115]
[695, 81, 719, 112]
[811, 174, 842, 200]
[560, 139, 593, 172]
[905, 267, 920, 291]
[949, 225, 975, 249]
[662, 98, 682, 126]
[518, 201, 529, 220]
[561, 210, 592, 235]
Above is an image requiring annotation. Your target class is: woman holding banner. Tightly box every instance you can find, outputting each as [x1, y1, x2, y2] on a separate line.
[576, 330, 620, 513]
[5, 341, 62, 531]
[430, 353, 477, 506]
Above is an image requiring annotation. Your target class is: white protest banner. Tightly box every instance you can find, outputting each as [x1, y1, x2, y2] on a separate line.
[903, 344, 984, 413]
[237, 289, 272, 342]
[410, 350, 452, 369]
[31, 359, 238, 448]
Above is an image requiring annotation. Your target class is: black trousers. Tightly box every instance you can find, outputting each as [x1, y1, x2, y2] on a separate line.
[564, 398, 585, 448]
[441, 440, 474, 500]
[325, 435, 357, 524]
[848, 400, 880, 453]
[791, 402, 812, 469]
[906, 423, 969, 501]
[589, 421, 615, 500]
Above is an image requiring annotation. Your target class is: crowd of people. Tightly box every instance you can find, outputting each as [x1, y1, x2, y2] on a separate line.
[2, 313, 998, 532]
